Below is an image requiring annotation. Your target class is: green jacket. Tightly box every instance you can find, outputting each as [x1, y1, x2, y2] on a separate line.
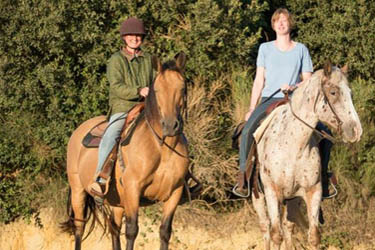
[107, 49, 155, 114]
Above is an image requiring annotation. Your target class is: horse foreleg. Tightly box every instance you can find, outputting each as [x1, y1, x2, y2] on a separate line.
[264, 186, 283, 250]
[123, 188, 140, 250]
[252, 192, 271, 250]
[305, 183, 322, 250]
[71, 187, 87, 250]
[160, 186, 183, 250]
[282, 201, 296, 250]
[111, 206, 124, 250]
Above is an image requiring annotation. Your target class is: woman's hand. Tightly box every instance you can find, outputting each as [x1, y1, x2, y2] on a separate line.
[139, 87, 149, 97]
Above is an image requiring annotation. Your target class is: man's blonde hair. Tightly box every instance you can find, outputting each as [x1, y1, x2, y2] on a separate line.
[271, 8, 295, 31]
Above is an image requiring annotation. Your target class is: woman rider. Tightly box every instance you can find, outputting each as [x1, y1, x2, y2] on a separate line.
[233, 8, 333, 199]
[89, 17, 155, 203]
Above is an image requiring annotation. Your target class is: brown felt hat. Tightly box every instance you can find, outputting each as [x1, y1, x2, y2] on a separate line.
[119, 17, 146, 36]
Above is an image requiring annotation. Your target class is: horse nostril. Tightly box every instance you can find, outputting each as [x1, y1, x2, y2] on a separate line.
[353, 127, 357, 137]
[173, 120, 180, 131]
[354, 126, 362, 140]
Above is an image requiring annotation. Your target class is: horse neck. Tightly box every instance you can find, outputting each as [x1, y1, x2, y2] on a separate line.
[288, 73, 322, 144]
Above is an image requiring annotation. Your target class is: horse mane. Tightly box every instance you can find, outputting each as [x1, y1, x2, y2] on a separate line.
[160, 60, 182, 74]
[145, 60, 182, 123]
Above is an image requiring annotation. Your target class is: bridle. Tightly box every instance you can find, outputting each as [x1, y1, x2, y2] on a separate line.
[145, 73, 189, 159]
[289, 75, 344, 143]
[319, 77, 344, 135]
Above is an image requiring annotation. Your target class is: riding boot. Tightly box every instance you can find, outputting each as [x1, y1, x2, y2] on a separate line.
[90, 141, 118, 206]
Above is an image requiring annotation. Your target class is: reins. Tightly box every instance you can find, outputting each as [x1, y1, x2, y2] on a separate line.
[288, 101, 339, 143]
[287, 75, 344, 144]
[145, 114, 190, 159]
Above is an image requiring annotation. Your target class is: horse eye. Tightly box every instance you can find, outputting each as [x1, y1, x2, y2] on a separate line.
[330, 91, 336, 96]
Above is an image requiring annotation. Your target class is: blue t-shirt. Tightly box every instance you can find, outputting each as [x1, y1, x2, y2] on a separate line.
[257, 41, 313, 98]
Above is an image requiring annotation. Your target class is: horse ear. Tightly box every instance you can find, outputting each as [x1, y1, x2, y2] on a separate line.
[175, 51, 186, 72]
[152, 55, 162, 72]
[323, 60, 332, 77]
[341, 64, 349, 75]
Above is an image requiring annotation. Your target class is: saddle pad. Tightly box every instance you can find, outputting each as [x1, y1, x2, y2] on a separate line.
[253, 106, 282, 144]
[82, 133, 103, 148]
[82, 120, 108, 148]
[82, 103, 145, 148]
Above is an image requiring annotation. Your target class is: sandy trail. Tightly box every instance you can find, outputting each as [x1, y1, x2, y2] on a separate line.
[0, 203, 373, 250]
[1, 206, 262, 250]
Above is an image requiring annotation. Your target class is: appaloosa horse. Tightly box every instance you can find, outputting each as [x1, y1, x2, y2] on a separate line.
[251, 62, 362, 250]
[62, 52, 189, 250]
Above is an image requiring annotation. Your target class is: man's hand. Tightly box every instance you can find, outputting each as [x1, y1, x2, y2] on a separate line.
[280, 84, 297, 94]
[280, 83, 291, 91]
[139, 87, 149, 97]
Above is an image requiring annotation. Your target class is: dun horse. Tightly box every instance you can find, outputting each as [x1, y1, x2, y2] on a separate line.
[62, 52, 189, 250]
[251, 63, 362, 250]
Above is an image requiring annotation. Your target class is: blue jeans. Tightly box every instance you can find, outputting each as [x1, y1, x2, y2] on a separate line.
[95, 112, 127, 183]
[239, 97, 283, 172]
[238, 98, 332, 177]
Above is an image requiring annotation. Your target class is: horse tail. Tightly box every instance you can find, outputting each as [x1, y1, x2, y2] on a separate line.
[60, 187, 109, 240]
[60, 187, 75, 234]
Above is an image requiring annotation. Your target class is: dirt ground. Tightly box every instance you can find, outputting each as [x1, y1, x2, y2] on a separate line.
[1, 201, 374, 250]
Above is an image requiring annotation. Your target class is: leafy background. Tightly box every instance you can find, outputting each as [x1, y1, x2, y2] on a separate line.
[1, 0, 374, 234]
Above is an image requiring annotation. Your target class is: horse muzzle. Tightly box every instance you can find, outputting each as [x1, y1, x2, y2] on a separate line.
[342, 120, 362, 143]
[161, 116, 182, 137]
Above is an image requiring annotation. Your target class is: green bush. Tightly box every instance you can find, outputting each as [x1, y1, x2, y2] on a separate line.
[0, 0, 266, 222]
[1, 0, 375, 223]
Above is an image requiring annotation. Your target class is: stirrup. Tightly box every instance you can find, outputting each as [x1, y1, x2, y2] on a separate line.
[322, 173, 338, 199]
[89, 182, 106, 206]
[322, 182, 338, 199]
[232, 181, 251, 198]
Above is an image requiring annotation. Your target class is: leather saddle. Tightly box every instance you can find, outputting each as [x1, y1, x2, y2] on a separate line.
[82, 103, 145, 148]
[231, 99, 288, 150]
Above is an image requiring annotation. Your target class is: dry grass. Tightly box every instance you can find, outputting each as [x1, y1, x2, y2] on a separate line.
[1, 202, 374, 250]
[230, 69, 252, 124]
[184, 77, 239, 203]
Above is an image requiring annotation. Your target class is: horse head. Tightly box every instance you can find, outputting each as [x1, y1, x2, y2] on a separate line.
[146, 52, 187, 139]
[315, 61, 362, 143]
